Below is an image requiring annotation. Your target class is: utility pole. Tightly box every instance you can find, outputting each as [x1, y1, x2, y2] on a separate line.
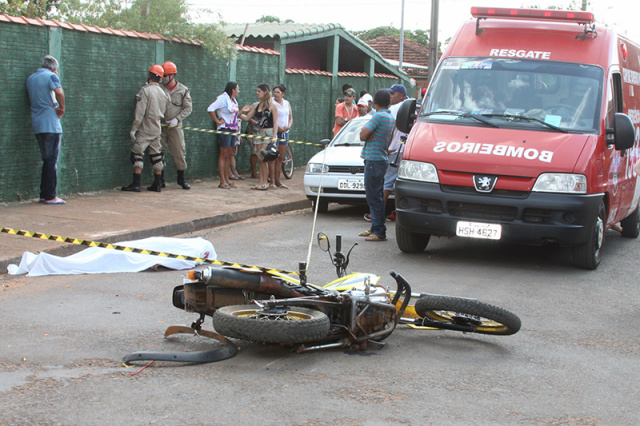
[427, 0, 439, 83]
[399, 0, 405, 70]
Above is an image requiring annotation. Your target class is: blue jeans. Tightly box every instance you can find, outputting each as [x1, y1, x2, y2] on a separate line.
[218, 129, 236, 148]
[276, 132, 289, 146]
[364, 159, 388, 238]
[35, 133, 61, 200]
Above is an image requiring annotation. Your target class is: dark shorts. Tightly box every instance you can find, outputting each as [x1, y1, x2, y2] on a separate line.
[218, 128, 237, 148]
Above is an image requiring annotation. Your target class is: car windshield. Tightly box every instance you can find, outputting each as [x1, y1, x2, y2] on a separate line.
[331, 118, 370, 146]
[422, 57, 604, 133]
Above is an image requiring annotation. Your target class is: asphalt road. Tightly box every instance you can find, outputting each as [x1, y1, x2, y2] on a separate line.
[1, 205, 639, 425]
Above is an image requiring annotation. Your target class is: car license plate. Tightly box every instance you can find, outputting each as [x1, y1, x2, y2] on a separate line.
[338, 179, 365, 191]
[456, 221, 502, 240]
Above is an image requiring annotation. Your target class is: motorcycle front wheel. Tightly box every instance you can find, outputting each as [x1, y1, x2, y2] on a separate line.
[414, 296, 521, 336]
[212, 305, 330, 344]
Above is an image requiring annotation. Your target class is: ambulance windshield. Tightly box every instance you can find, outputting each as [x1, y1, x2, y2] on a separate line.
[422, 58, 603, 133]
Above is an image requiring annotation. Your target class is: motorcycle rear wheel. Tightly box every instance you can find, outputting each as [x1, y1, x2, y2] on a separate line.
[414, 296, 521, 336]
[213, 305, 330, 344]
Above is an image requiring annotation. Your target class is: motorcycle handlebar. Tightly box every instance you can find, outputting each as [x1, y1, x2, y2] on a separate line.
[389, 271, 412, 318]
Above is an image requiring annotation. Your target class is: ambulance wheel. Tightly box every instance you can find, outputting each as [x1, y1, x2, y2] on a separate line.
[620, 207, 640, 238]
[573, 201, 605, 270]
[396, 222, 430, 253]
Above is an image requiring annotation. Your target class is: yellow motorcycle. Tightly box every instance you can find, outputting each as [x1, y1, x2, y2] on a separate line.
[170, 233, 520, 353]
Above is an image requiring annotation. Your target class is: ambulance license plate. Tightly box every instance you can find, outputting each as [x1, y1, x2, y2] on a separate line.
[456, 221, 502, 240]
[338, 179, 365, 191]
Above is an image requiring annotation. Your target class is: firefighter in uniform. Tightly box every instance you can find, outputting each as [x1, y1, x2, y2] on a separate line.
[122, 65, 170, 192]
[160, 61, 193, 189]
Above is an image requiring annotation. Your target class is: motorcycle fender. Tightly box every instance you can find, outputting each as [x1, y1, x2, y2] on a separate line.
[322, 273, 381, 292]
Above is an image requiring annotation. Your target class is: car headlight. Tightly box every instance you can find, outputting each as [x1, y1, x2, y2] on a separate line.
[306, 163, 329, 174]
[398, 160, 439, 183]
[532, 173, 587, 193]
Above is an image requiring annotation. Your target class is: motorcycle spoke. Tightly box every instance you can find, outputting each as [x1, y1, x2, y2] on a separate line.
[234, 309, 314, 322]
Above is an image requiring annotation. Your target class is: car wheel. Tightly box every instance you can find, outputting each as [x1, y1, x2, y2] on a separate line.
[312, 199, 329, 213]
[396, 222, 430, 253]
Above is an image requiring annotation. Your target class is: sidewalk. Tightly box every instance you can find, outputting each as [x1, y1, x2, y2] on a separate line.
[0, 172, 310, 273]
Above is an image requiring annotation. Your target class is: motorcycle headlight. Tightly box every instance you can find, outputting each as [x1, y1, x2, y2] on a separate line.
[532, 173, 587, 194]
[306, 163, 329, 174]
[398, 160, 439, 183]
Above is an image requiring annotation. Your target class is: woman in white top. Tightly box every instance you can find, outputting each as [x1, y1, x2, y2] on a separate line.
[207, 81, 240, 189]
[271, 84, 293, 189]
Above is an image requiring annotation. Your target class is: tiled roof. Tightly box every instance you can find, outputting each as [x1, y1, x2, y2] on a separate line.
[284, 69, 397, 79]
[236, 45, 279, 55]
[286, 68, 332, 76]
[366, 35, 431, 67]
[338, 71, 368, 78]
[0, 14, 307, 56]
[0, 13, 220, 47]
[373, 73, 399, 79]
[223, 22, 343, 40]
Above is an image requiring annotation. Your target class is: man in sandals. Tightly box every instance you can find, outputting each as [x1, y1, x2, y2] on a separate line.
[358, 90, 395, 241]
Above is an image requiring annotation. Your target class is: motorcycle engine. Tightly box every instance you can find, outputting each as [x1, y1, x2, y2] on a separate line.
[348, 286, 397, 336]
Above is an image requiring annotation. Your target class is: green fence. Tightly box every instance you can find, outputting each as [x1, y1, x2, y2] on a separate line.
[0, 20, 403, 203]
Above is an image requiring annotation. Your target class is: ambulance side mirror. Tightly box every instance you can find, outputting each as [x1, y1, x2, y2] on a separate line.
[396, 98, 417, 134]
[612, 113, 635, 151]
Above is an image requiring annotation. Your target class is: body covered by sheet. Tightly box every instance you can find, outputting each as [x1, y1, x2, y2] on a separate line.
[7, 237, 216, 277]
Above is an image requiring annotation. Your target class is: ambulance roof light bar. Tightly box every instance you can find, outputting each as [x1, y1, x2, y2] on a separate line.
[471, 7, 596, 36]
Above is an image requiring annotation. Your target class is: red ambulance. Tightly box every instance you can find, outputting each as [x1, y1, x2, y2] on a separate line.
[394, 7, 639, 269]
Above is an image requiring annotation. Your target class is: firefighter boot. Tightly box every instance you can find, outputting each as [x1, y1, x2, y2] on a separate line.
[121, 173, 141, 192]
[177, 170, 191, 190]
[160, 170, 166, 188]
[147, 173, 162, 192]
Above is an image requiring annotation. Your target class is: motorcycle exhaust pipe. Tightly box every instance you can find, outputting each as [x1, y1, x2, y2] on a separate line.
[189, 266, 304, 298]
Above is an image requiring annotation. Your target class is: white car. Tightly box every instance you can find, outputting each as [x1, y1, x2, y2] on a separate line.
[305, 116, 376, 212]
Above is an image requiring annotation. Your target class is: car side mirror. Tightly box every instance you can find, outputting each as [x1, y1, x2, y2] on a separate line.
[613, 113, 635, 151]
[396, 98, 417, 133]
[319, 139, 331, 146]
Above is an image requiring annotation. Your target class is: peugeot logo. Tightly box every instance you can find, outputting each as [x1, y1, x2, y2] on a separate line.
[473, 175, 497, 192]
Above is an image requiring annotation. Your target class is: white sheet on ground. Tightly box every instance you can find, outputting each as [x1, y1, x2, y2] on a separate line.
[7, 236, 216, 277]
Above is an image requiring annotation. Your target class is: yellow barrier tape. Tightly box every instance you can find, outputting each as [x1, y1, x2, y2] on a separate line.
[163, 124, 325, 148]
[0, 227, 298, 276]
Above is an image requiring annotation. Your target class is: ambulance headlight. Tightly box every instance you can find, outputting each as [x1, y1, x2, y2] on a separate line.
[398, 160, 439, 183]
[532, 173, 587, 194]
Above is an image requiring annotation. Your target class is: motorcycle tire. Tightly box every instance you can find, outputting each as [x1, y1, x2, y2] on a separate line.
[212, 305, 330, 344]
[414, 296, 521, 336]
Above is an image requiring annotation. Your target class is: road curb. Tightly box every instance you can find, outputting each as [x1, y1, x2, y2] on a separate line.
[0, 199, 311, 274]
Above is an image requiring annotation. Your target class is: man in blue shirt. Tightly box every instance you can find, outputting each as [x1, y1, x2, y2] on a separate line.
[359, 89, 394, 241]
[26, 55, 66, 205]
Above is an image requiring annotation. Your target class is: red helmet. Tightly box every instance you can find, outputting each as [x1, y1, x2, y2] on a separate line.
[162, 61, 177, 75]
[149, 64, 164, 78]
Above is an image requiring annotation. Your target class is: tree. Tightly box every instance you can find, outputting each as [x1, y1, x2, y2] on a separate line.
[0, 0, 59, 17]
[256, 15, 279, 23]
[1, 0, 235, 59]
[354, 26, 431, 48]
[256, 14, 292, 24]
[354, 26, 400, 41]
